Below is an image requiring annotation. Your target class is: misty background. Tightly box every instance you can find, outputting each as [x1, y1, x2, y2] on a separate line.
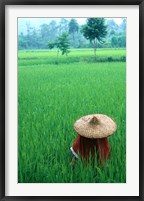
[18, 18, 126, 49]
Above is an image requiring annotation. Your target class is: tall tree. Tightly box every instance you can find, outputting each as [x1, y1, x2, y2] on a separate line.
[81, 18, 107, 60]
[59, 18, 69, 34]
[48, 20, 59, 41]
[68, 19, 79, 41]
[39, 23, 50, 48]
[106, 19, 119, 38]
[18, 32, 27, 49]
[40, 24, 49, 39]
[26, 22, 33, 49]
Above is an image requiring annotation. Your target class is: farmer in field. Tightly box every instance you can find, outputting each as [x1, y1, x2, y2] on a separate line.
[70, 114, 117, 166]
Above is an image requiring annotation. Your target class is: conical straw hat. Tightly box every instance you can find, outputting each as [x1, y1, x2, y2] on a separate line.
[74, 114, 117, 139]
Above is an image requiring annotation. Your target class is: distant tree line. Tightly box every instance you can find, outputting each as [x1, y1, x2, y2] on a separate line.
[18, 18, 126, 50]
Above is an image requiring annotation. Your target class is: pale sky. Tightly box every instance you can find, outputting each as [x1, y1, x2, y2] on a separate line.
[18, 17, 123, 26]
[18, 17, 124, 34]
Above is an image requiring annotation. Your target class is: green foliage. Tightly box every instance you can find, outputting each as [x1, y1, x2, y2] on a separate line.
[18, 33, 28, 49]
[48, 32, 70, 55]
[56, 32, 70, 55]
[81, 18, 107, 59]
[47, 42, 56, 49]
[81, 18, 107, 43]
[69, 19, 79, 34]
[69, 19, 79, 44]
[18, 48, 126, 183]
[59, 18, 69, 33]
[48, 32, 70, 63]
[18, 48, 126, 65]
[18, 18, 126, 50]
[111, 34, 126, 48]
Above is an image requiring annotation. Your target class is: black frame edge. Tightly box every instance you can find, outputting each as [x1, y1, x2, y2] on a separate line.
[0, 0, 143, 5]
[139, 0, 144, 200]
[0, 1, 5, 201]
[0, 0, 144, 201]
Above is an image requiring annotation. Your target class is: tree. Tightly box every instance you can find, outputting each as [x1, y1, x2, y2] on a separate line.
[39, 24, 50, 48]
[48, 20, 59, 41]
[40, 24, 49, 39]
[81, 18, 107, 60]
[18, 32, 28, 49]
[26, 22, 33, 49]
[69, 19, 79, 41]
[119, 18, 126, 32]
[111, 33, 126, 48]
[111, 36, 118, 48]
[106, 19, 119, 38]
[48, 32, 70, 64]
[59, 18, 69, 34]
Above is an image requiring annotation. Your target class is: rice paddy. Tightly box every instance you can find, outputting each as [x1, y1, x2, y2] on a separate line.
[18, 48, 126, 183]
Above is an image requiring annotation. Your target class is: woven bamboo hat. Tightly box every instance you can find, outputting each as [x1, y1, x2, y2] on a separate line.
[74, 114, 117, 139]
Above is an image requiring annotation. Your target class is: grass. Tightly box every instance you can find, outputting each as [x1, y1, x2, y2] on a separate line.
[18, 48, 126, 66]
[18, 48, 126, 183]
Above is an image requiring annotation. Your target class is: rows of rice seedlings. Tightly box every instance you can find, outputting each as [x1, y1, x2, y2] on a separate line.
[18, 58, 126, 183]
[18, 48, 126, 66]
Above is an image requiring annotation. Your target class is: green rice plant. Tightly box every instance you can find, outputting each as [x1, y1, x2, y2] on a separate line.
[18, 48, 126, 66]
[18, 49, 126, 183]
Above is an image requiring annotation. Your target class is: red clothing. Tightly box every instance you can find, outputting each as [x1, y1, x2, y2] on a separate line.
[71, 135, 110, 163]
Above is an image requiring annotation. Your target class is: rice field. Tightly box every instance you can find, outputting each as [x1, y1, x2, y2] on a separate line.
[18, 48, 126, 183]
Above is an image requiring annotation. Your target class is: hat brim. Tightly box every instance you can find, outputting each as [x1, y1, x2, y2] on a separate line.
[74, 114, 117, 139]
